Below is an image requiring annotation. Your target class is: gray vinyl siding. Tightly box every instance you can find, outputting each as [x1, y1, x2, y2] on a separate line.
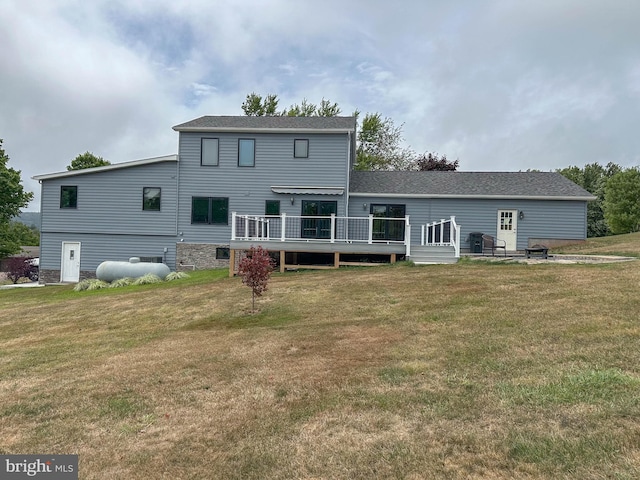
[349, 196, 588, 250]
[177, 132, 350, 244]
[40, 233, 177, 272]
[39, 161, 178, 274]
[40, 162, 178, 235]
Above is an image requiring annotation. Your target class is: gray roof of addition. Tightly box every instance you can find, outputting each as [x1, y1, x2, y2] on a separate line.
[349, 171, 596, 200]
[173, 115, 356, 132]
[33, 154, 178, 181]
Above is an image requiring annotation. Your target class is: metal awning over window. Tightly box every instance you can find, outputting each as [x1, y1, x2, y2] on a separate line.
[270, 186, 344, 195]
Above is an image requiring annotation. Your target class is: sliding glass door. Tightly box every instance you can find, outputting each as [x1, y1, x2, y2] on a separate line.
[371, 204, 406, 241]
[301, 200, 337, 239]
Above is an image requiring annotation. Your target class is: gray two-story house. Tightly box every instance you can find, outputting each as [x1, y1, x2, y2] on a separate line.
[34, 115, 594, 283]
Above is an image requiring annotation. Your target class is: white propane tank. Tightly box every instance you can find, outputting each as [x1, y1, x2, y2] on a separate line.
[96, 257, 171, 282]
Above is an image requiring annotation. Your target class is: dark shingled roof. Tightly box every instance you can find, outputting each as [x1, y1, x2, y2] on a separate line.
[349, 171, 595, 200]
[173, 115, 356, 131]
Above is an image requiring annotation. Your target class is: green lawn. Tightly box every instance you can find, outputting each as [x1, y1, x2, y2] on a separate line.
[1, 235, 639, 479]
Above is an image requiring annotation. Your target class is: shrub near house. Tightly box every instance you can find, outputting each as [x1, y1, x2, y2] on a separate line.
[6, 257, 38, 284]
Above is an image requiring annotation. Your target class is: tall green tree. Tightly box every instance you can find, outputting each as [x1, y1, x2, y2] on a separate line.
[603, 168, 640, 234]
[317, 98, 341, 117]
[282, 98, 318, 116]
[0, 139, 34, 257]
[282, 98, 341, 117]
[4, 221, 39, 247]
[242, 92, 280, 116]
[241, 93, 341, 117]
[557, 162, 621, 237]
[66, 151, 110, 171]
[354, 113, 414, 171]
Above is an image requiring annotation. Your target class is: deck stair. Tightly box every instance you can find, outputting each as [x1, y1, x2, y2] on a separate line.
[408, 245, 458, 265]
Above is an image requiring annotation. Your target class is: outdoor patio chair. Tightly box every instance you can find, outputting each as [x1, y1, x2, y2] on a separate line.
[482, 234, 507, 256]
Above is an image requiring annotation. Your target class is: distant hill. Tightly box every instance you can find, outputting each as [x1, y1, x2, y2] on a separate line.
[16, 212, 41, 229]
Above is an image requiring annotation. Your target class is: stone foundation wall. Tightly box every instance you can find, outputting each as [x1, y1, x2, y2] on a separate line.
[176, 243, 230, 271]
[39, 269, 95, 284]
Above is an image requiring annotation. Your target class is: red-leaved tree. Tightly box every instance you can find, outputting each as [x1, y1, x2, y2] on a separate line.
[237, 246, 274, 312]
[6, 256, 37, 284]
[415, 152, 459, 171]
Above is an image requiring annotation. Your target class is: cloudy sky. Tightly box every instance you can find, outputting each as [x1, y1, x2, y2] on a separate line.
[3, 0, 640, 211]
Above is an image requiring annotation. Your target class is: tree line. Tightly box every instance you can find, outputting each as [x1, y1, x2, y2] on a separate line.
[1, 139, 35, 258]
[556, 162, 640, 236]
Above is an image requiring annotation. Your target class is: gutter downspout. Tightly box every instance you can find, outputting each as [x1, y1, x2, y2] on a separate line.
[38, 180, 43, 283]
[174, 156, 180, 237]
[174, 151, 180, 272]
[345, 130, 352, 217]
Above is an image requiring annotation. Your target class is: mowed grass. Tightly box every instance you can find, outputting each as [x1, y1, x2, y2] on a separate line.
[554, 231, 640, 257]
[1, 236, 640, 479]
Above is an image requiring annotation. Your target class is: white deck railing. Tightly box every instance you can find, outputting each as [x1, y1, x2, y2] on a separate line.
[232, 212, 411, 254]
[421, 216, 461, 258]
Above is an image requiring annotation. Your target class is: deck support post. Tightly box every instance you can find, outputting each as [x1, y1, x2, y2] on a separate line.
[391, 253, 396, 263]
[280, 251, 285, 273]
[334, 252, 340, 269]
[229, 249, 236, 277]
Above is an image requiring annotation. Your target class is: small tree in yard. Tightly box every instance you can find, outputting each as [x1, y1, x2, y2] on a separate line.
[237, 246, 274, 312]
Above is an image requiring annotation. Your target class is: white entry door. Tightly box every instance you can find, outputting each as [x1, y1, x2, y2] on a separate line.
[497, 210, 518, 251]
[61, 242, 81, 282]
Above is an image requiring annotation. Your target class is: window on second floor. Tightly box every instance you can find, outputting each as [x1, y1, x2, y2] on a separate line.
[143, 187, 161, 211]
[191, 197, 229, 224]
[60, 186, 77, 209]
[201, 138, 219, 166]
[238, 139, 255, 167]
[294, 139, 309, 158]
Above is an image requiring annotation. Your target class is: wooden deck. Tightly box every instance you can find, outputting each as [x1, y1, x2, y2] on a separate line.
[229, 213, 460, 276]
[228, 240, 405, 276]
